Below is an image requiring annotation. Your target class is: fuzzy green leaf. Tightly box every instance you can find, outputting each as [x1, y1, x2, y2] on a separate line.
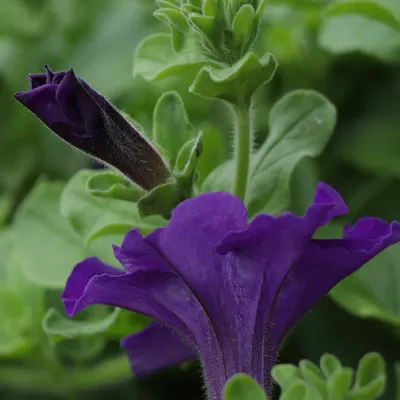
[189, 51, 278, 103]
[223, 373, 267, 400]
[153, 91, 196, 166]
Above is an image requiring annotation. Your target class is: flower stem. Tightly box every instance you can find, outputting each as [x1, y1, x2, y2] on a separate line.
[233, 102, 251, 201]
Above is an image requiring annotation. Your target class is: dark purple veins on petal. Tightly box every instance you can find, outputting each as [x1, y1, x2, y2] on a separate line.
[61, 183, 400, 400]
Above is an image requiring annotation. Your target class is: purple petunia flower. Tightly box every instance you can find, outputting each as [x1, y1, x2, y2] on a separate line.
[62, 183, 400, 399]
[14, 66, 169, 190]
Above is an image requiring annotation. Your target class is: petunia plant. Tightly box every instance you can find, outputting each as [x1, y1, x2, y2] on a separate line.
[10, 0, 400, 399]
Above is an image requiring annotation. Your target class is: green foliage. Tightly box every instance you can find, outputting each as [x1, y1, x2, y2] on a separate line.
[202, 90, 336, 216]
[86, 170, 144, 202]
[3, 0, 400, 398]
[319, 0, 400, 60]
[133, 33, 215, 82]
[152, 0, 266, 64]
[61, 170, 165, 245]
[153, 91, 196, 167]
[190, 51, 278, 104]
[273, 353, 386, 399]
[12, 180, 118, 288]
[246, 89, 336, 216]
[223, 374, 267, 400]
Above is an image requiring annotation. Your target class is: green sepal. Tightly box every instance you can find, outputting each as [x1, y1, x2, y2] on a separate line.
[138, 137, 202, 219]
[174, 135, 203, 188]
[223, 373, 267, 400]
[137, 182, 182, 219]
[189, 51, 278, 103]
[86, 170, 144, 202]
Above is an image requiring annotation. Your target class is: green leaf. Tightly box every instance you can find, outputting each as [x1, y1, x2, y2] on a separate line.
[319, 13, 400, 61]
[247, 90, 336, 217]
[330, 238, 400, 329]
[325, 1, 400, 31]
[356, 352, 386, 386]
[12, 180, 118, 288]
[299, 360, 327, 397]
[201, 159, 235, 193]
[0, 287, 32, 356]
[352, 353, 386, 398]
[154, 8, 188, 32]
[42, 308, 121, 339]
[0, 356, 131, 393]
[133, 33, 218, 81]
[86, 170, 144, 202]
[138, 182, 181, 219]
[280, 381, 307, 400]
[232, 5, 256, 49]
[320, 354, 343, 379]
[61, 170, 165, 245]
[326, 368, 353, 400]
[70, 0, 155, 98]
[188, 14, 216, 39]
[154, 8, 188, 52]
[338, 103, 400, 176]
[271, 364, 302, 392]
[56, 336, 106, 363]
[196, 125, 229, 185]
[223, 373, 267, 400]
[189, 51, 278, 103]
[153, 91, 196, 166]
[203, 0, 218, 17]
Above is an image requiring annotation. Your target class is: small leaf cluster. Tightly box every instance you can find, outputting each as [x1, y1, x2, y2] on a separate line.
[154, 0, 265, 63]
[272, 353, 386, 400]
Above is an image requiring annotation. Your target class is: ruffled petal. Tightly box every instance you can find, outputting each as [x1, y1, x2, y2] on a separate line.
[62, 256, 211, 346]
[260, 219, 400, 382]
[121, 322, 197, 376]
[112, 229, 170, 274]
[215, 183, 349, 389]
[145, 192, 248, 379]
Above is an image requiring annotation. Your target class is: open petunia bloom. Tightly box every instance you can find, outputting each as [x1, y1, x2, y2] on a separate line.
[62, 183, 400, 399]
[14, 66, 169, 190]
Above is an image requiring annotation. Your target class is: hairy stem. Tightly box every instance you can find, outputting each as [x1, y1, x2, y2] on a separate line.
[233, 102, 251, 201]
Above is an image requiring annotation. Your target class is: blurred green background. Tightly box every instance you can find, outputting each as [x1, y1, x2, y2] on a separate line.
[1, 0, 400, 399]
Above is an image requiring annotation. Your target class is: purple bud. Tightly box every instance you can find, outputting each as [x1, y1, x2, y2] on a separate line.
[14, 66, 170, 190]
